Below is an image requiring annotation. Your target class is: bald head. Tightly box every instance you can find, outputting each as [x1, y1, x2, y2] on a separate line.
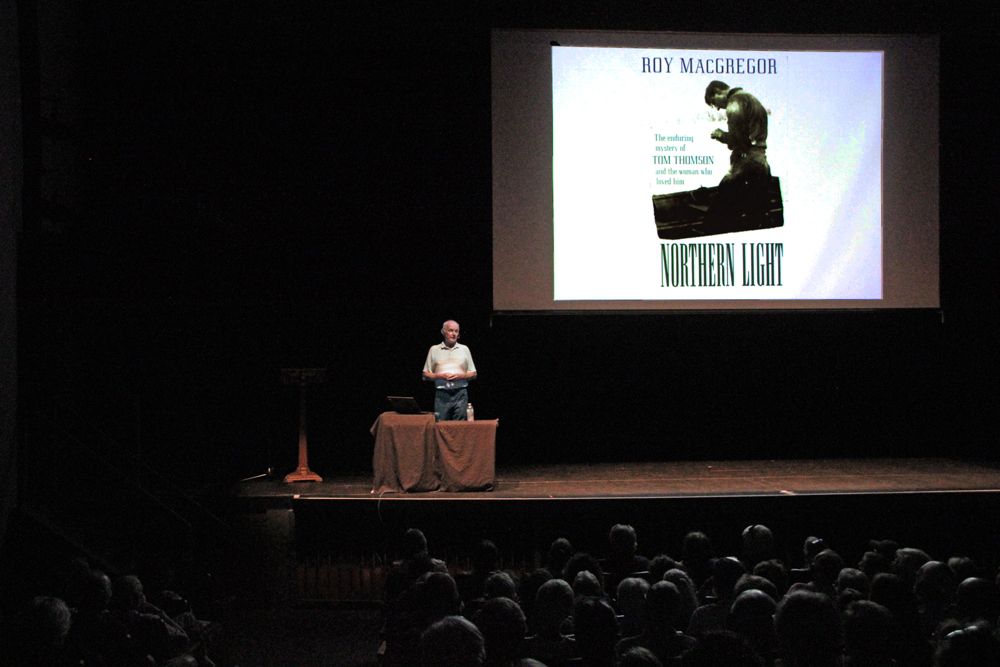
[441, 321, 460, 348]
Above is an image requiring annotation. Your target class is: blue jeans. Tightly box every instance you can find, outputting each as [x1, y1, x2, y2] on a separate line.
[434, 387, 468, 421]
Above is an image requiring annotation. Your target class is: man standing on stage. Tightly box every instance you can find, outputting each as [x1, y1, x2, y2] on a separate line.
[423, 320, 477, 421]
[703, 80, 772, 229]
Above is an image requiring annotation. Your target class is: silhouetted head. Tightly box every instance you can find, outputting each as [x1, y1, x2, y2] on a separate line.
[713, 557, 748, 600]
[948, 556, 979, 582]
[76, 569, 113, 613]
[617, 577, 651, 627]
[535, 578, 574, 634]
[15, 596, 73, 655]
[563, 553, 604, 591]
[573, 570, 603, 598]
[645, 581, 682, 631]
[774, 590, 842, 667]
[842, 600, 895, 663]
[473, 540, 500, 574]
[892, 547, 931, 587]
[421, 615, 485, 667]
[836, 568, 871, 599]
[914, 560, 958, 607]
[619, 646, 664, 667]
[111, 575, 146, 611]
[573, 596, 620, 667]
[857, 551, 891, 580]
[417, 571, 462, 621]
[485, 571, 518, 601]
[734, 574, 779, 602]
[648, 555, 682, 584]
[547, 538, 574, 576]
[403, 528, 429, 557]
[683, 532, 713, 564]
[810, 549, 846, 588]
[802, 537, 827, 567]
[727, 589, 777, 651]
[955, 577, 1000, 623]
[753, 559, 789, 597]
[934, 622, 1000, 667]
[610, 524, 639, 558]
[473, 597, 527, 667]
[742, 525, 774, 565]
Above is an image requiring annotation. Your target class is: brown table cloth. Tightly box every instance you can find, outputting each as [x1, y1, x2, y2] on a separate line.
[371, 412, 497, 492]
[434, 420, 497, 492]
[371, 412, 438, 493]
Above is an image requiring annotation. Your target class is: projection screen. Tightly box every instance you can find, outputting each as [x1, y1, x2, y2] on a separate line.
[493, 30, 938, 310]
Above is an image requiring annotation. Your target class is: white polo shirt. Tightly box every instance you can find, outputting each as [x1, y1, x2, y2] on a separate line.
[423, 342, 476, 390]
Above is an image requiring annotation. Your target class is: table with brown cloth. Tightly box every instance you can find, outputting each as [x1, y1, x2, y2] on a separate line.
[434, 420, 497, 492]
[371, 412, 439, 493]
[371, 412, 497, 493]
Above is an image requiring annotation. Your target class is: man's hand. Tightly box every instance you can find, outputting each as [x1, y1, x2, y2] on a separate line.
[711, 128, 725, 141]
[424, 370, 475, 382]
[424, 371, 461, 380]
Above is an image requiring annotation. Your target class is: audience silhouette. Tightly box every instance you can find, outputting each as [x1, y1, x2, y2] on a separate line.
[8, 519, 1000, 667]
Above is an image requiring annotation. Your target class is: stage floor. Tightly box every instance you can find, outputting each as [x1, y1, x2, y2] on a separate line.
[232, 458, 1000, 505]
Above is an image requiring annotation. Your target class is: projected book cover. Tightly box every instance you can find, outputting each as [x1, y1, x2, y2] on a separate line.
[552, 47, 883, 300]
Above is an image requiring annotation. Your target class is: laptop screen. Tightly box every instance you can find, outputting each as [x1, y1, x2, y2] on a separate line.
[387, 396, 423, 414]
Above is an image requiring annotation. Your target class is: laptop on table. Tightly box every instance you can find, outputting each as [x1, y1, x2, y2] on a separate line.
[387, 396, 426, 415]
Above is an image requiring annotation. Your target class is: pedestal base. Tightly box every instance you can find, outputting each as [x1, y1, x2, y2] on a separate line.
[284, 467, 323, 483]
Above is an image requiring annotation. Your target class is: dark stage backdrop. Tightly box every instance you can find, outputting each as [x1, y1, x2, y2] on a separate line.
[15, 3, 998, 492]
[1, 0, 22, 551]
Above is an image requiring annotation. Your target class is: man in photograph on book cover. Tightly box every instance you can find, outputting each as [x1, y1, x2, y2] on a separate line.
[700, 80, 772, 231]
